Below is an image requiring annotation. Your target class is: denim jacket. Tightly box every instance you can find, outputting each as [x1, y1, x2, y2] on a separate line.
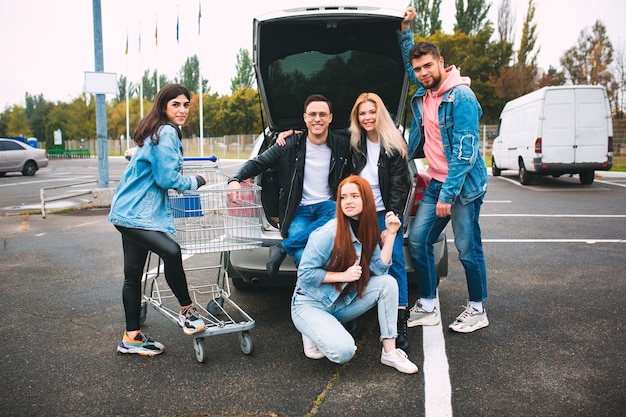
[397, 29, 488, 205]
[108, 124, 200, 234]
[295, 219, 390, 307]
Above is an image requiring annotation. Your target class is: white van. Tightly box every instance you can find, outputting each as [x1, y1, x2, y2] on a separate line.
[491, 86, 613, 185]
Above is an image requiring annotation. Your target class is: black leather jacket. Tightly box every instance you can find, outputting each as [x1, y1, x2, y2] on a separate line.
[231, 129, 351, 237]
[351, 133, 411, 216]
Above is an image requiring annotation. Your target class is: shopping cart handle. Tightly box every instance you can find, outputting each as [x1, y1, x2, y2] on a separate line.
[184, 155, 218, 162]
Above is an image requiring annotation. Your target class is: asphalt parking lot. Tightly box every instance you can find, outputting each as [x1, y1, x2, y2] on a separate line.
[1, 159, 625, 417]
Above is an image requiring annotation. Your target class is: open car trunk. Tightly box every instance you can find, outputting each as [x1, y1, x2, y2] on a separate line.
[253, 5, 409, 131]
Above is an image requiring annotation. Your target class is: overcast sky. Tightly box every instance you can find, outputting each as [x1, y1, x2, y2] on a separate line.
[1, 0, 624, 109]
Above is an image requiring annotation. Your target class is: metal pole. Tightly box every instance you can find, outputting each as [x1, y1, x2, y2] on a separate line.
[92, 0, 109, 188]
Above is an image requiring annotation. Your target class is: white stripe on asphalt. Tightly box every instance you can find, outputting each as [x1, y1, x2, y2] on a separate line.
[481, 214, 626, 218]
[423, 297, 453, 417]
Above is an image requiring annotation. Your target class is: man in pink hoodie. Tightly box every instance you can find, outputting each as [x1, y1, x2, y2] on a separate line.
[398, 7, 489, 333]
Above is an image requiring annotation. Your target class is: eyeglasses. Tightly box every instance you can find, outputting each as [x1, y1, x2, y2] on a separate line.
[305, 112, 330, 120]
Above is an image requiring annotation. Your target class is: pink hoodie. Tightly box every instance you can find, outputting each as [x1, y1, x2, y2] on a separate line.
[422, 65, 471, 182]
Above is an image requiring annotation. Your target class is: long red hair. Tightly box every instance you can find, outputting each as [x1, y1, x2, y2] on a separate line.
[326, 175, 380, 297]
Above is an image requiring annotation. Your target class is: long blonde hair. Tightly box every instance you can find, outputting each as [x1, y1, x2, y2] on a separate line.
[349, 92, 407, 158]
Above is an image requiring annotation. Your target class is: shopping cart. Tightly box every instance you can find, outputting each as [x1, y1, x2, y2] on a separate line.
[139, 156, 262, 363]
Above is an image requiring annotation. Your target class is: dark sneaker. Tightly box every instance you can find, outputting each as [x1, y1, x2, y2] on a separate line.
[266, 244, 287, 278]
[380, 348, 418, 374]
[117, 332, 164, 356]
[448, 303, 489, 333]
[177, 305, 206, 335]
[396, 308, 410, 352]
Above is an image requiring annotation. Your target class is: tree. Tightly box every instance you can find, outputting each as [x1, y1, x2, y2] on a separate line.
[515, 0, 539, 93]
[497, 0, 515, 44]
[560, 20, 614, 87]
[537, 66, 566, 88]
[178, 55, 209, 94]
[410, 0, 442, 37]
[6, 105, 31, 137]
[116, 75, 128, 103]
[612, 41, 625, 117]
[230, 48, 256, 93]
[140, 69, 158, 102]
[454, 0, 490, 35]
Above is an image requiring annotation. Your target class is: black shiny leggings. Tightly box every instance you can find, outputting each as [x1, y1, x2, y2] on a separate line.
[115, 226, 192, 331]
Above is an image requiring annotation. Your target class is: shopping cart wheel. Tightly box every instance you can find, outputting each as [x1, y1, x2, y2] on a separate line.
[139, 302, 147, 326]
[193, 337, 207, 363]
[239, 331, 254, 355]
[207, 297, 224, 315]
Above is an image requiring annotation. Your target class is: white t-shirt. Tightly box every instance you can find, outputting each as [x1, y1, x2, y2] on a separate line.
[360, 139, 385, 212]
[301, 137, 333, 205]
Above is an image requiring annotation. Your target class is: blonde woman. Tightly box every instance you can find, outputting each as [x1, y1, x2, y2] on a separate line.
[349, 92, 411, 351]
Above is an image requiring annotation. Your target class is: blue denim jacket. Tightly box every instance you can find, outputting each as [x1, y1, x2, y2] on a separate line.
[108, 124, 199, 234]
[397, 29, 488, 205]
[295, 219, 390, 307]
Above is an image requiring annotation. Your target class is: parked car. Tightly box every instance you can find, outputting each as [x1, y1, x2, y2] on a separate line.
[226, 5, 448, 289]
[0, 138, 48, 176]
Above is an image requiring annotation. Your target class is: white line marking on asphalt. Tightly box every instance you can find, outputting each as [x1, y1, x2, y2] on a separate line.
[596, 179, 626, 188]
[423, 298, 453, 417]
[0, 176, 94, 187]
[480, 239, 625, 243]
[481, 214, 626, 218]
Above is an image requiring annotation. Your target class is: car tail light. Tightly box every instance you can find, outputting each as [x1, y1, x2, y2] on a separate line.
[608, 136, 613, 153]
[410, 173, 431, 216]
[534, 138, 542, 153]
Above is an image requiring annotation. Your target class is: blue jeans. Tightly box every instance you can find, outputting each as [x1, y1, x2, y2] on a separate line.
[291, 274, 399, 364]
[282, 200, 336, 266]
[377, 211, 408, 307]
[408, 179, 487, 302]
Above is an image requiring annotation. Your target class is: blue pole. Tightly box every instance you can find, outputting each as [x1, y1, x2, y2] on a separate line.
[92, 0, 109, 188]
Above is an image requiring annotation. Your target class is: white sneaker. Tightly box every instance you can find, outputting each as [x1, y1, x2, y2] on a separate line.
[407, 301, 440, 327]
[448, 303, 489, 333]
[302, 334, 324, 359]
[380, 348, 418, 374]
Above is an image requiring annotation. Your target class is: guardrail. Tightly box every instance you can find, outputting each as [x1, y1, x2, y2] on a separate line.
[46, 149, 91, 159]
[40, 180, 96, 218]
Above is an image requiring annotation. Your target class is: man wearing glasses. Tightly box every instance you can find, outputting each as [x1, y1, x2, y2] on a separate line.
[228, 94, 352, 278]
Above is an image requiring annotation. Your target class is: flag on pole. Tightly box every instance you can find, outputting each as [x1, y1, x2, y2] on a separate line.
[176, 12, 179, 43]
[198, 1, 202, 35]
[125, 32, 128, 55]
[155, 17, 158, 46]
[138, 32, 141, 52]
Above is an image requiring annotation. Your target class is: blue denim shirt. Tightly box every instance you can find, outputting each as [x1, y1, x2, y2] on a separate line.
[108, 124, 199, 234]
[397, 29, 488, 205]
[295, 219, 390, 307]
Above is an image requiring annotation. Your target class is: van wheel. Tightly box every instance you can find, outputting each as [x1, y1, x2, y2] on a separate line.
[579, 170, 594, 185]
[491, 157, 502, 176]
[519, 161, 532, 185]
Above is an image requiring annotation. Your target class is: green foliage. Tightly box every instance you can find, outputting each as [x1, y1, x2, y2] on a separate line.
[454, 0, 490, 35]
[1, 16, 622, 143]
[230, 48, 256, 93]
[410, 0, 443, 37]
[561, 20, 614, 86]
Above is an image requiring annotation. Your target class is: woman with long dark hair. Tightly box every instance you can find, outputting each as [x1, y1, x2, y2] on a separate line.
[291, 175, 418, 374]
[109, 83, 207, 356]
